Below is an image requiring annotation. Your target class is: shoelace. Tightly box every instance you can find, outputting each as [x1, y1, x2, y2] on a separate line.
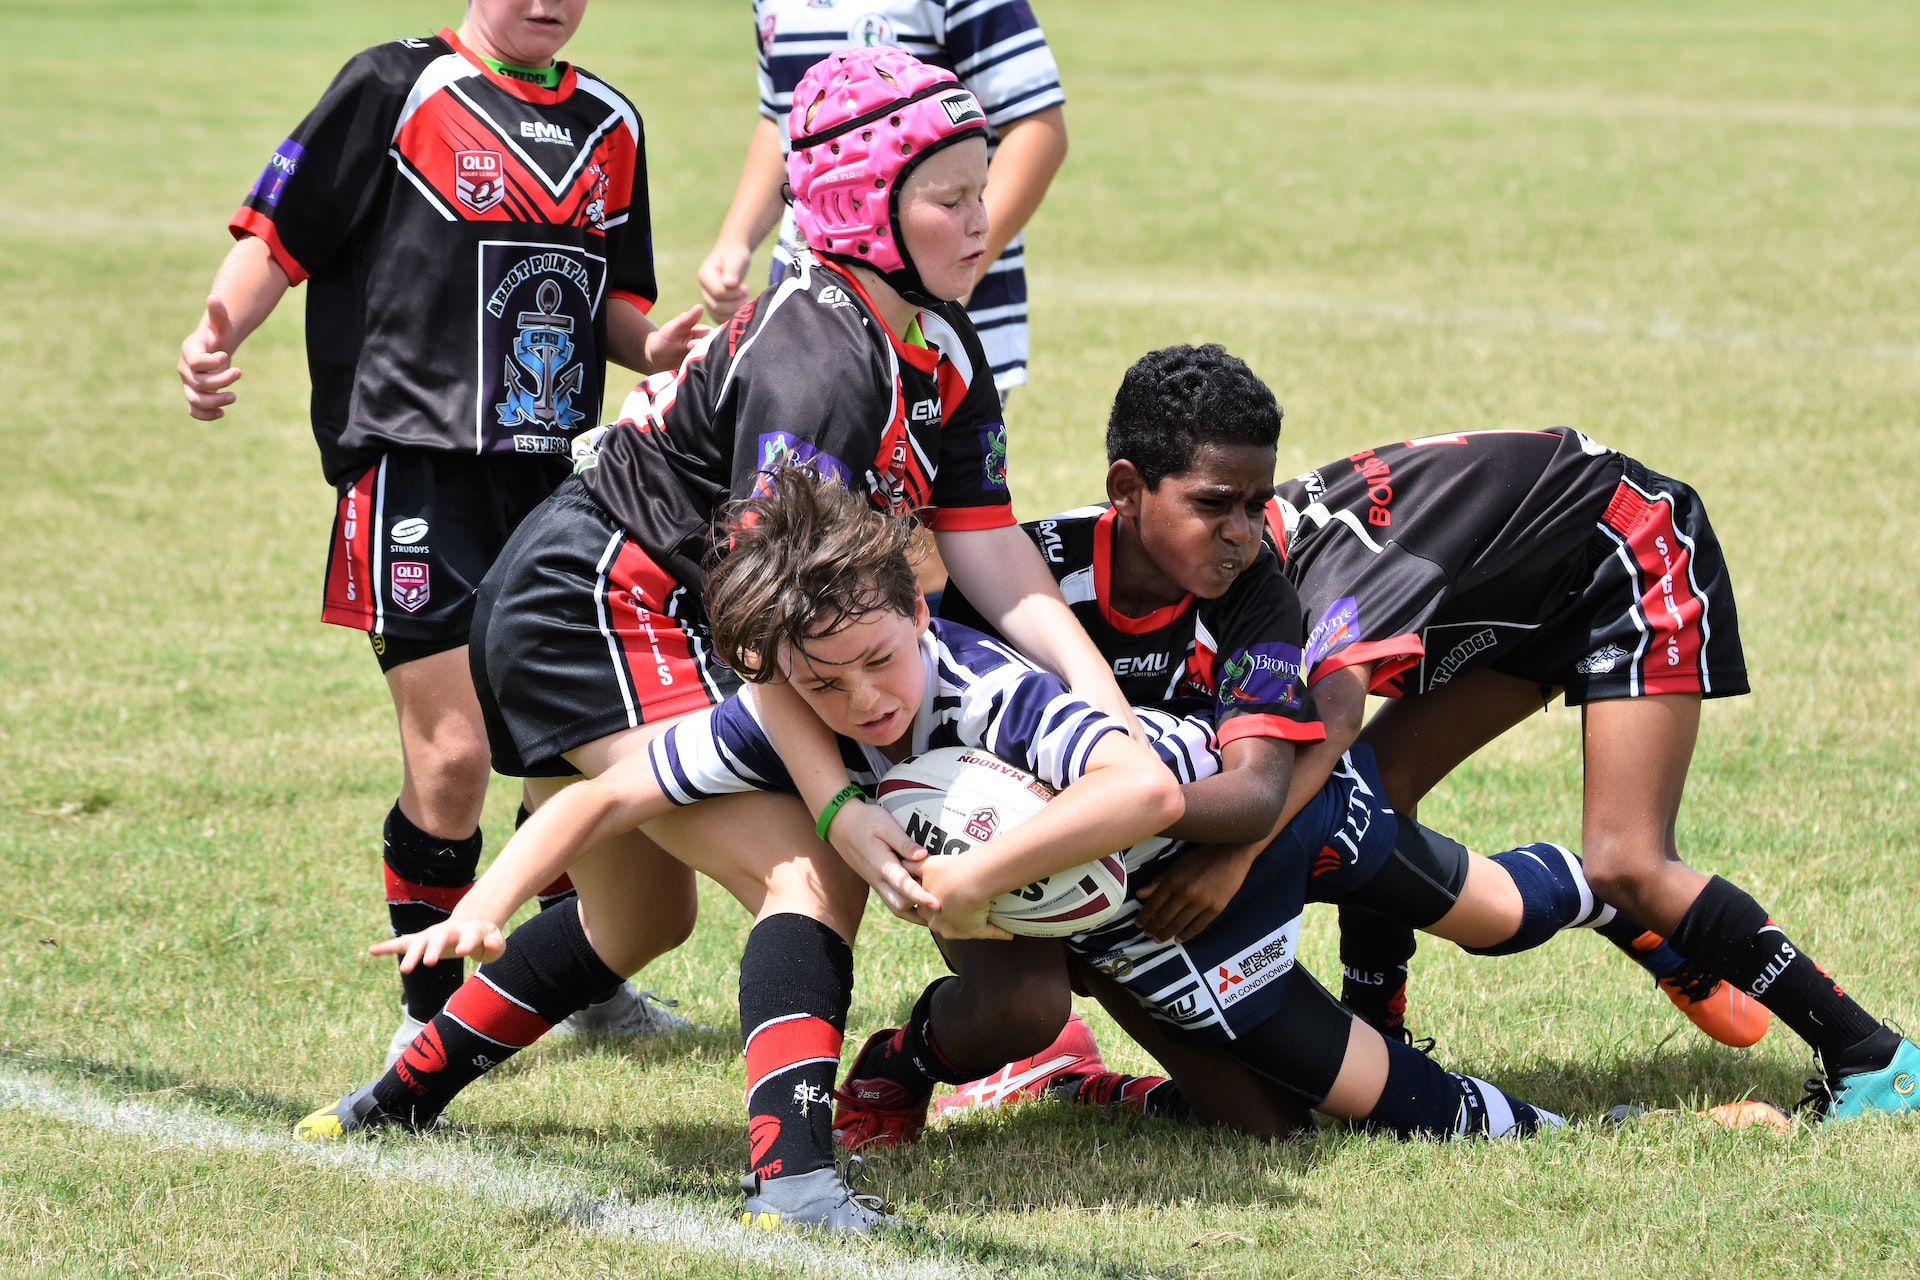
[636, 988, 682, 1010]
[1794, 1074, 1835, 1117]
[837, 1155, 889, 1216]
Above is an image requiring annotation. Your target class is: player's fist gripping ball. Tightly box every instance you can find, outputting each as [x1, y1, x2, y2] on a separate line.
[877, 747, 1127, 937]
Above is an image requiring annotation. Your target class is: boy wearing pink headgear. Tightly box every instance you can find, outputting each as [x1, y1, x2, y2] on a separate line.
[294, 47, 1132, 1234]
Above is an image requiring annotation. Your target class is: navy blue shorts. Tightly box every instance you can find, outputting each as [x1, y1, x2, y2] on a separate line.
[1068, 747, 1398, 1046]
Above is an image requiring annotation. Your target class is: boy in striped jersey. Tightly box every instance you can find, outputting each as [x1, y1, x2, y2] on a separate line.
[700, 1, 1068, 397]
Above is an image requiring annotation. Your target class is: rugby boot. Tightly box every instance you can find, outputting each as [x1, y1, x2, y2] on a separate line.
[1627, 930, 1771, 1048]
[552, 982, 710, 1039]
[1803, 1037, 1920, 1122]
[1045, 1070, 1174, 1116]
[932, 1012, 1108, 1119]
[831, 1029, 931, 1149]
[740, 1156, 896, 1233]
[382, 1010, 430, 1073]
[293, 1082, 396, 1141]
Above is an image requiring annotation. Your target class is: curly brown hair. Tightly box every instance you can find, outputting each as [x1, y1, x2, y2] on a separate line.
[705, 466, 921, 682]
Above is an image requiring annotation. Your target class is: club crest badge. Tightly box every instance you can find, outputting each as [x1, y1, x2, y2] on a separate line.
[456, 150, 505, 215]
[497, 278, 586, 432]
[390, 561, 430, 613]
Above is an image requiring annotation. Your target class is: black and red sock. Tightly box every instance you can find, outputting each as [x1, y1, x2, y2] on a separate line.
[1337, 905, 1414, 1034]
[847, 977, 971, 1097]
[1668, 876, 1897, 1074]
[370, 899, 619, 1126]
[382, 804, 482, 1022]
[740, 914, 853, 1182]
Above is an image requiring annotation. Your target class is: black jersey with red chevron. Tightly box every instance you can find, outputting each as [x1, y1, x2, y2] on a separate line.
[1265, 427, 1625, 692]
[231, 28, 656, 484]
[580, 252, 1012, 594]
[941, 505, 1325, 749]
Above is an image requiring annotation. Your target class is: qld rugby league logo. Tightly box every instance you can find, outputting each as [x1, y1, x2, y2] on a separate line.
[390, 561, 430, 613]
[456, 150, 505, 215]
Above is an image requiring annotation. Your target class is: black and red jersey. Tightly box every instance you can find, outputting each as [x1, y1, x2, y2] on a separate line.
[231, 28, 657, 484]
[581, 252, 1013, 592]
[1266, 427, 1626, 693]
[942, 505, 1324, 747]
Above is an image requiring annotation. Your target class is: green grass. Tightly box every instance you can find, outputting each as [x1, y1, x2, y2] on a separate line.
[3, 1, 1919, 1275]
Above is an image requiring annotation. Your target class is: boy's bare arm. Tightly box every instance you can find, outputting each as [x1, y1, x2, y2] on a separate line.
[178, 235, 290, 420]
[938, 525, 1144, 738]
[966, 106, 1067, 303]
[917, 730, 1183, 939]
[606, 297, 709, 376]
[1276, 663, 1371, 829]
[698, 115, 788, 321]
[1134, 737, 1295, 942]
[367, 751, 675, 971]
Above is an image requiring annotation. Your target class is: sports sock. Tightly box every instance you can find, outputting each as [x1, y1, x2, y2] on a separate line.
[1593, 913, 1686, 980]
[1052, 1071, 1191, 1121]
[1337, 905, 1414, 1033]
[740, 913, 853, 1182]
[370, 900, 618, 1126]
[1361, 1037, 1563, 1139]
[1667, 876, 1897, 1074]
[847, 977, 970, 1096]
[1464, 842, 1616, 956]
[382, 804, 483, 1021]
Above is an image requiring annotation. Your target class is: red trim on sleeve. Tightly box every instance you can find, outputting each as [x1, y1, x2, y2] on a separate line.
[228, 213, 308, 285]
[608, 288, 654, 315]
[921, 503, 1015, 532]
[1307, 635, 1423, 692]
[1093, 508, 1194, 635]
[1218, 714, 1327, 746]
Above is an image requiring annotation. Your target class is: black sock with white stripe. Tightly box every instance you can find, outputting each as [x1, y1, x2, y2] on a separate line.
[1463, 842, 1614, 956]
[1361, 1036, 1563, 1139]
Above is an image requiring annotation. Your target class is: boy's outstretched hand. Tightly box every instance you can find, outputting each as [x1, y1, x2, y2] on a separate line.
[641, 304, 710, 374]
[1134, 842, 1260, 942]
[369, 917, 507, 973]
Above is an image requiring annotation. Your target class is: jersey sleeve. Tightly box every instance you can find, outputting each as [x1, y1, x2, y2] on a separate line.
[602, 92, 658, 314]
[1268, 499, 1432, 693]
[919, 307, 1015, 532]
[229, 47, 405, 285]
[1201, 555, 1326, 746]
[941, 0, 1067, 127]
[646, 692, 797, 805]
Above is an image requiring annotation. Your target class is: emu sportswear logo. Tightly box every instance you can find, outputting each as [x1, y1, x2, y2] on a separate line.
[938, 91, 985, 128]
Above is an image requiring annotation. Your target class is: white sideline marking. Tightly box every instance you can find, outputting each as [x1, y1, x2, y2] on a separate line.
[0, 1069, 970, 1280]
[1036, 279, 1920, 364]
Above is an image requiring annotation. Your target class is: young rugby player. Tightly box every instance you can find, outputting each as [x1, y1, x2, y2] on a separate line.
[863, 346, 1669, 1136]
[698, 1, 1069, 397]
[1264, 428, 1919, 1118]
[315, 469, 1181, 1231]
[294, 48, 1137, 1228]
[176, 0, 707, 1060]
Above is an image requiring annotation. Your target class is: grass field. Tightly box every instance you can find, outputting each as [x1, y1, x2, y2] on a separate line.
[4, 1, 1919, 1275]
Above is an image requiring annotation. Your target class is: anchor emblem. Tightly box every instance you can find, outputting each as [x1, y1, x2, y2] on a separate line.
[496, 278, 585, 431]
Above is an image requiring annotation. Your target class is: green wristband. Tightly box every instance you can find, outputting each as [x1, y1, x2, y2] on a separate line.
[814, 785, 867, 841]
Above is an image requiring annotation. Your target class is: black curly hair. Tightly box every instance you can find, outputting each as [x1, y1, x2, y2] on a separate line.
[1104, 344, 1283, 486]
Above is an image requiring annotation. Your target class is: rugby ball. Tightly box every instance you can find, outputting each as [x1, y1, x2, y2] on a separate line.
[876, 746, 1127, 937]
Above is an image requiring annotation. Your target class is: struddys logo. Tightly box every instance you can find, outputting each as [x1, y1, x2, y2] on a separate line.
[455, 150, 505, 215]
[481, 244, 605, 450]
[1302, 596, 1360, 676]
[1216, 643, 1305, 713]
[249, 138, 303, 209]
[980, 421, 1008, 490]
[752, 435, 851, 495]
[390, 561, 430, 613]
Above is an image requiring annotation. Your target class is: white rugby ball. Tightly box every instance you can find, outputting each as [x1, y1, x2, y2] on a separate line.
[876, 746, 1127, 937]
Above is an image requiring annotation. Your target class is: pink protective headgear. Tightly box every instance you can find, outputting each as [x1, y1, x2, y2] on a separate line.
[786, 47, 988, 303]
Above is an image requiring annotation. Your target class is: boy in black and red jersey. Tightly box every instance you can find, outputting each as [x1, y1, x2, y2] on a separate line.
[1264, 428, 1920, 1121]
[177, 1, 708, 1063]
[296, 49, 1138, 1231]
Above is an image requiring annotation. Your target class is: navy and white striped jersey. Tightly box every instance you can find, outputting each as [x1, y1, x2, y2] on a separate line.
[752, 0, 1066, 391]
[647, 618, 1218, 814]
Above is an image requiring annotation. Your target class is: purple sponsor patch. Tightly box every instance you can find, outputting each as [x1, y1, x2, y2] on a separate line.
[249, 138, 305, 209]
[753, 433, 851, 492]
[390, 561, 430, 613]
[1217, 642, 1305, 713]
[1303, 597, 1361, 675]
[980, 421, 1008, 490]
